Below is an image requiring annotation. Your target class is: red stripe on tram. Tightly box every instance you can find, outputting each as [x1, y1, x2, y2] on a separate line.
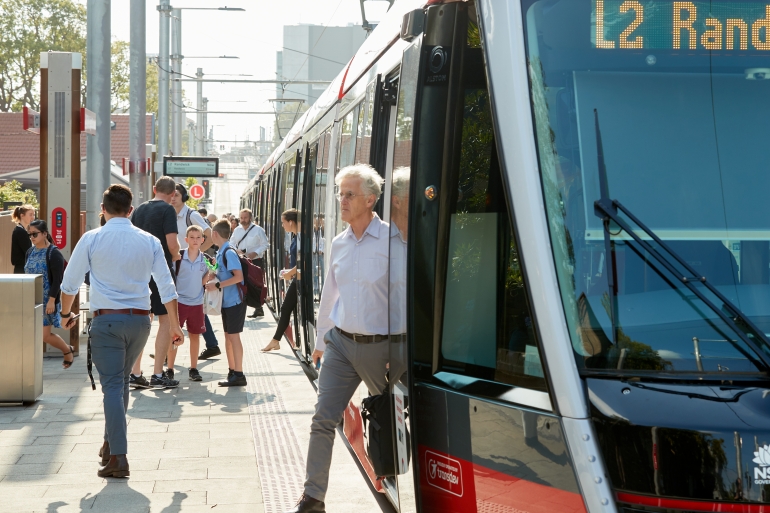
[617, 492, 770, 512]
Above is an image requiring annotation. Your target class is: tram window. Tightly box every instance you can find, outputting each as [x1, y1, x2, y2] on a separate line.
[439, 87, 547, 391]
[354, 82, 375, 166]
[314, 130, 330, 304]
[337, 106, 359, 170]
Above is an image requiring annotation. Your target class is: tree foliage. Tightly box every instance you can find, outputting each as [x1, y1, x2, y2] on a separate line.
[0, 180, 39, 208]
[0, 0, 86, 112]
[184, 177, 201, 210]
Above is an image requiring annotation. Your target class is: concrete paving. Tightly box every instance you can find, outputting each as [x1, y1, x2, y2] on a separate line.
[0, 312, 393, 513]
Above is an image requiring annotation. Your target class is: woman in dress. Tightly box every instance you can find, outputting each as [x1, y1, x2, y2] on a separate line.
[10, 204, 35, 274]
[262, 209, 299, 352]
[25, 220, 74, 368]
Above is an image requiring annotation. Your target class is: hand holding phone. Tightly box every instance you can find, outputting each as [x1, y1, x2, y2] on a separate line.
[63, 313, 81, 329]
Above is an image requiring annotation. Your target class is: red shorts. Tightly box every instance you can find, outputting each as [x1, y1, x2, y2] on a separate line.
[178, 303, 206, 335]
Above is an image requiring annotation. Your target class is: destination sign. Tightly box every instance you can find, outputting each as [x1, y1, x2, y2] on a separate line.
[163, 156, 219, 178]
[594, 1, 770, 51]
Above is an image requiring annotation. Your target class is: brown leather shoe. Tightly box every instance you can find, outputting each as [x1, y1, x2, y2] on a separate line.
[285, 494, 325, 513]
[97, 455, 130, 478]
[98, 441, 110, 466]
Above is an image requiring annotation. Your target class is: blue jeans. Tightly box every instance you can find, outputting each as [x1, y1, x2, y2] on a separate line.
[90, 313, 152, 455]
[203, 314, 218, 348]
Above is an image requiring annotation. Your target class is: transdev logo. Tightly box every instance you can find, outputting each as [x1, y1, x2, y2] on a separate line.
[425, 450, 463, 497]
[754, 444, 770, 484]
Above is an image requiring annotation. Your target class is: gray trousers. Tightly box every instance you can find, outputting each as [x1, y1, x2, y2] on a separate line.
[304, 327, 389, 501]
[90, 313, 151, 455]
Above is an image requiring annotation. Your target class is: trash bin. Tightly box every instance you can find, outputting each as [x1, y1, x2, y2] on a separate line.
[0, 274, 44, 403]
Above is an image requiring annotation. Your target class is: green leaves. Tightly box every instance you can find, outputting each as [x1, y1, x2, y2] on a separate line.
[0, 0, 86, 112]
[0, 180, 39, 208]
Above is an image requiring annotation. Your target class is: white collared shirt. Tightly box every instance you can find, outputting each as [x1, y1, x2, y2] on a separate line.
[315, 214, 389, 351]
[176, 205, 209, 250]
[231, 223, 268, 258]
[389, 223, 407, 335]
[60, 218, 178, 310]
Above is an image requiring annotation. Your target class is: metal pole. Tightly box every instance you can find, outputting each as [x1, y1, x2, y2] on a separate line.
[129, 0, 148, 208]
[202, 97, 208, 155]
[187, 122, 195, 155]
[157, 0, 171, 168]
[86, 0, 111, 232]
[196, 68, 203, 156]
[170, 8, 182, 156]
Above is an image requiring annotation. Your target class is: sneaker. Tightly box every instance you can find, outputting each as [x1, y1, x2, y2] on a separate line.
[218, 374, 247, 387]
[129, 373, 151, 389]
[188, 368, 202, 381]
[198, 347, 221, 360]
[166, 368, 175, 381]
[149, 373, 178, 389]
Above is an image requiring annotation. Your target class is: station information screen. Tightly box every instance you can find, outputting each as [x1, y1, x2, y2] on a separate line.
[594, 0, 770, 51]
[163, 156, 219, 178]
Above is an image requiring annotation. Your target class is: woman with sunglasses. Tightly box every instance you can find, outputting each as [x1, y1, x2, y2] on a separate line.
[25, 220, 74, 368]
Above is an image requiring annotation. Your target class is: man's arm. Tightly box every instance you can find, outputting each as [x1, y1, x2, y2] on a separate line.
[249, 226, 269, 260]
[166, 233, 181, 261]
[163, 205, 181, 261]
[151, 240, 184, 345]
[313, 243, 337, 363]
[60, 235, 93, 327]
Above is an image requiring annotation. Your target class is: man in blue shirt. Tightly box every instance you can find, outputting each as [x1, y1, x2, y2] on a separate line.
[205, 219, 247, 387]
[60, 184, 184, 478]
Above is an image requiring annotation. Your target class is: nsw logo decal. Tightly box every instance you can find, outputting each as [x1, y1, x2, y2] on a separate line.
[754, 444, 770, 484]
[425, 450, 463, 497]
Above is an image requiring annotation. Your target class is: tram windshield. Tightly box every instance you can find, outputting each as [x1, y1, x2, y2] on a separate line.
[523, 0, 770, 375]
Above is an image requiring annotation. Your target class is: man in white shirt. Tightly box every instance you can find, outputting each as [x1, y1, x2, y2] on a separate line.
[287, 164, 389, 513]
[59, 184, 184, 478]
[172, 184, 213, 252]
[231, 208, 268, 317]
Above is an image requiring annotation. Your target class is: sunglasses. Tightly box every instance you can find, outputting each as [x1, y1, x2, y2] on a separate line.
[28, 231, 41, 238]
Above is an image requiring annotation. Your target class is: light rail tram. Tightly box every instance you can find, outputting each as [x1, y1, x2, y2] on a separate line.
[241, 0, 770, 511]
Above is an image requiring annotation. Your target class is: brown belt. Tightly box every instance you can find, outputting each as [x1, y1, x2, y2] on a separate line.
[336, 327, 388, 344]
[93, 309, 150, 317]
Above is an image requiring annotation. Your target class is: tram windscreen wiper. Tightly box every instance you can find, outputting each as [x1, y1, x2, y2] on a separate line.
[591, 110, 770, 372]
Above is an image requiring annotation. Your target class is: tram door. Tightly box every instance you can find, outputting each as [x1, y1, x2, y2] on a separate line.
[401, 3, 585, 512]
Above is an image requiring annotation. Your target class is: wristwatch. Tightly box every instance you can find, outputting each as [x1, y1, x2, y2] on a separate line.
[215, 282, 221, 290]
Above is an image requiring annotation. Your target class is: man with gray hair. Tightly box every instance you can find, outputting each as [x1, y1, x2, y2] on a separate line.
[287, 164, 389, 513]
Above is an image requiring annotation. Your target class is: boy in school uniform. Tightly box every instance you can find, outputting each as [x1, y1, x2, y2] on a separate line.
[166, 225, 212, 382]
[205, 219, 248, 387]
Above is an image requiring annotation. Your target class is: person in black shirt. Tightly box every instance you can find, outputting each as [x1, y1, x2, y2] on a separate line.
[129, 176, 181, 389]
[10, 204, 35, 274]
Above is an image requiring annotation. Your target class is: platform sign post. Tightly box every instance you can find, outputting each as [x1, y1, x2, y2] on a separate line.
[39, 51, 82, 354]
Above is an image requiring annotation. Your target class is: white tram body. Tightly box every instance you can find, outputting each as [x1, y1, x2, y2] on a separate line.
[242, 1, 770, 511]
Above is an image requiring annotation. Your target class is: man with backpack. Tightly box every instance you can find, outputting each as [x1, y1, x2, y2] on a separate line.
[231, 208, 268, 318]
[205, 219, 248, 387]
[172, 184, 213, 252]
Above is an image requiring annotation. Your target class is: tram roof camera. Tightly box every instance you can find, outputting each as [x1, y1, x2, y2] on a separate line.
[745, 68, 770, 80]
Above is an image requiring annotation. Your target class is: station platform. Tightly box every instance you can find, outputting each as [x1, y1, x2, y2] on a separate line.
[0, 312, 394, 513]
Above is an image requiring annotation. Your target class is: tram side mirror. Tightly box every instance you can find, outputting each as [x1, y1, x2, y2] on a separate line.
[401, 9, 425, 41]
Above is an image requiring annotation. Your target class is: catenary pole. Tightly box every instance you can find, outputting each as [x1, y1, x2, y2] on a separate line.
[196, 68, 203, 156]
[129, 0, 148, 208]
[170, 8, 182, 156]
[85, 0, 111, 231]
[157, 0, 171, 173]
